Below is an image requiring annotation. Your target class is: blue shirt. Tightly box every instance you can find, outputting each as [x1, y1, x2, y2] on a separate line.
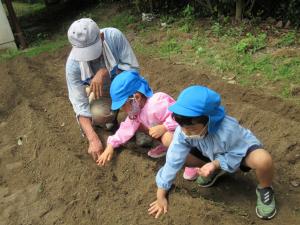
[65, 27, 139, 118]
[156, 115, 261, 190]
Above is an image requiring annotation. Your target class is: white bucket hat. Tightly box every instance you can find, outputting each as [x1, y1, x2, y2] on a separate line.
[67, 18, 102, 61]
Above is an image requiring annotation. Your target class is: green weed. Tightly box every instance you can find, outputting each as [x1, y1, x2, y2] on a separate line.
[235, 33, 267, 54]
[277, 31, 297, 47]
[180, 4, 195, 33]
[281, 86, 291, 98]
[0, 38, 67, 61]
[211, 22, 224, 37]
[159, 38, 181, 57]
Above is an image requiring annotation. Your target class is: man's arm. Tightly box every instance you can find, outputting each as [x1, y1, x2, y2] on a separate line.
[66, 58, 103, 160]
[78, 116, 103, 161]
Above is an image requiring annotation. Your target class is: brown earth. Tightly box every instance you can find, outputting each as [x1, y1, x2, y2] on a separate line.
[0, 46, 300, 225]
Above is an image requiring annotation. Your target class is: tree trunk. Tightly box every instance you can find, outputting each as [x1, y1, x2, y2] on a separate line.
[236, 0, 244, 22]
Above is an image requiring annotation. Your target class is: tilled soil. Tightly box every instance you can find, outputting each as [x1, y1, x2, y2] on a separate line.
[0, 47, 299, 225]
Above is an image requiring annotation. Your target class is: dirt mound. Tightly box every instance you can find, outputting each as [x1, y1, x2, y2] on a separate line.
[0, 47, 299, 225]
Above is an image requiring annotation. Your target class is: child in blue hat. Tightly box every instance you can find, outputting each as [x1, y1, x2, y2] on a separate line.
[148, 86, 276, 220]
[97, 70, 178, 165]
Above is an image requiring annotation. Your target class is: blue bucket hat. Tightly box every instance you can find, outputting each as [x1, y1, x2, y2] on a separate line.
[110, 70, 153, 110]
[169, 85, 226, 133]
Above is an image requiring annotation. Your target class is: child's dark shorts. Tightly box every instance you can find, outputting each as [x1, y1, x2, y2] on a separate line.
[189, 144, 262, 172]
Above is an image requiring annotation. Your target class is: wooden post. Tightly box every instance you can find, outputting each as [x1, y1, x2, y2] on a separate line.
[3, 0, 27, 49]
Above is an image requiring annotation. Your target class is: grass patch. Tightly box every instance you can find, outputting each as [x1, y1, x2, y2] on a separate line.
[132, 23, 300, 94]
[0, 37, 67, 61]
[276, 31, 297, 47]
[159, 38, 182, 58]
[4, 1, 45, 17]
[100, 11, 137, 31]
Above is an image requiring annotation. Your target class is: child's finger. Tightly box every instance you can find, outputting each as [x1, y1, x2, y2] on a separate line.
[101, 157, 107, 166]
[149, 201, 157, 207]
[96, 159, 102, 166]
[148, 206, 157, 214]
[163, 205, 168, 213]
[148, 203, 157, 211]
[155, 208, 162, 218]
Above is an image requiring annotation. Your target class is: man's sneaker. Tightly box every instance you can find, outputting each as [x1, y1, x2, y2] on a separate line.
[183, 167, 198, 181]
[256, 186, 277, 219]
[147, 145, 167, 158]
[196, 170, 226, 187]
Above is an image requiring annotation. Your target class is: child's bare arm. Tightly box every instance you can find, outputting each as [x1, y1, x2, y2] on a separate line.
[148, 188, 168, 218]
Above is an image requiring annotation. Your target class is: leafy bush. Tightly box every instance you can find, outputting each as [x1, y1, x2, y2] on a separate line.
[126, 0, 300, 26]
[235, 32, 267, 54]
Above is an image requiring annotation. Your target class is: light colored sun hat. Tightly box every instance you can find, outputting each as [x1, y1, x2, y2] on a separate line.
[67, 18, 102, 61]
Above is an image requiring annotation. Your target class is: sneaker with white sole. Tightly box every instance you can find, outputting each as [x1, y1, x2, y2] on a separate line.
[183, 167, 198, 181]
[256, 186, 277, 220]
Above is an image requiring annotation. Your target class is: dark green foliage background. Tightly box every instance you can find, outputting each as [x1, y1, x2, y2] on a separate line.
[100, 0, 300, 26]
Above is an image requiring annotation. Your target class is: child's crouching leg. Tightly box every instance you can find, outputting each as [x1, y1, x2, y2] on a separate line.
[244, 149, 277, 219]
[243, 149, 274, 187]
[161, 131, 173, 147]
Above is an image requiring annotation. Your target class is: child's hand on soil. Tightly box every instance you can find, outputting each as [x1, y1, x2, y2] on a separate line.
[97, 144, 114, 166]
[149, 125, 167, 139]
[197, 161, 218, 177]
[88, 137, 103, 161]
[148, 188, 168, 219]
[148, 197, 168, 219]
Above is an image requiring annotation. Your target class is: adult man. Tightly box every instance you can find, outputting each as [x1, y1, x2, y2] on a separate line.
[66, 18, 139, 161]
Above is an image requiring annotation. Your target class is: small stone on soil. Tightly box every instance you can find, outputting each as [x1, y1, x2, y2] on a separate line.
[290, 180, 299, 187]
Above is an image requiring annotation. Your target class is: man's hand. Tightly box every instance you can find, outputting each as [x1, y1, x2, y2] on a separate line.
[90, 68, 109, 99]
[197, 161, 219, 177]
[97, 144, 114, 166]
[149, 125, 167, 139]
[148, 188, 168, 219]
[88, 137, 103, 161]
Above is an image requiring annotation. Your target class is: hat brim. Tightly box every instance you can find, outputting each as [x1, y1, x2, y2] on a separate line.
[70, 39, 102, 61]
[111, 98, 128, 111]
[169, 103, 203, 117]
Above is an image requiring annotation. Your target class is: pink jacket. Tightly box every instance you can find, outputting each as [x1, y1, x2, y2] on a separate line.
[107, 92, 178, 148]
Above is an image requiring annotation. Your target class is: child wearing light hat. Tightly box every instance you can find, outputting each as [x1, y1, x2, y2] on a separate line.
[97, 70, 178, 165]
[148, 85, 276, 220]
